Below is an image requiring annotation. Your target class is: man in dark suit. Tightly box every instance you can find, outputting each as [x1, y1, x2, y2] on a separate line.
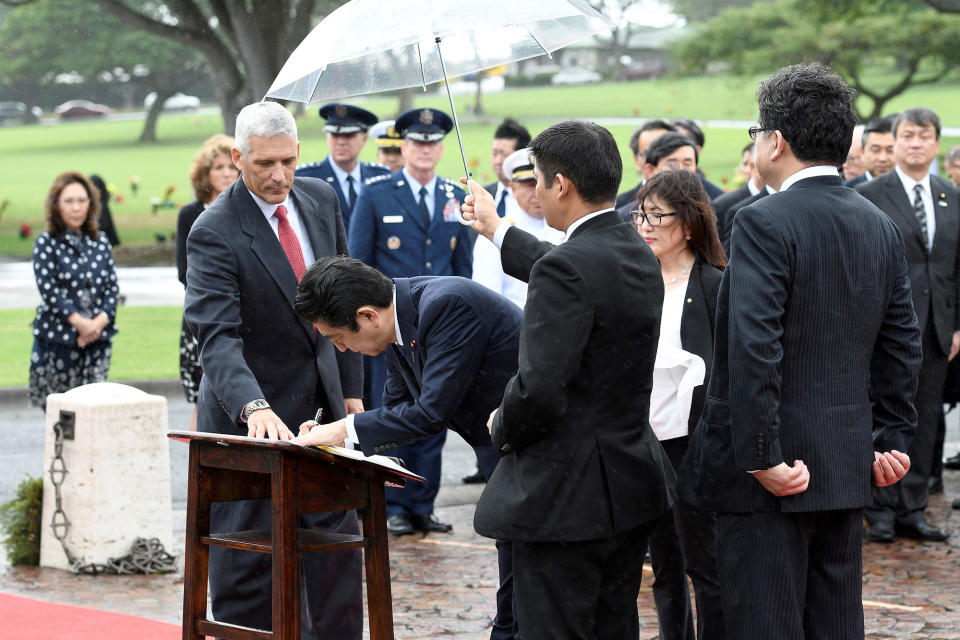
[349, 107, 474, 535]
[673, 117, 724, 199]
[183, 101, 364, 638]
[681, 63, 922, 639]
[463, 120, 675, 640]
[712, 142, 761, 241]
[615, 118, 677, 209]
[291, 255, 523, 640]
[295, 103, 391, 231]
[484, 118, 532, 215]
[616, 132, 702, 221]
[857, 107, 960, 543]
[844, 115, 895, 188]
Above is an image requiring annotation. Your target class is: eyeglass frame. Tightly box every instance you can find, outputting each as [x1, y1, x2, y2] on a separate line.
[748, 126, 773, 141]
[630, 210, 678, 227]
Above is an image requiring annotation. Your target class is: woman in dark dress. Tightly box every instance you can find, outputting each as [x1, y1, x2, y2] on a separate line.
[630, 169, 727, 640]
[175, 134, 238, 428]
[29, 172, 119, 409]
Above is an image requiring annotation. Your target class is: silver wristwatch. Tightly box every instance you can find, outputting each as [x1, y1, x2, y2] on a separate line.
[242, 398, 271, 422]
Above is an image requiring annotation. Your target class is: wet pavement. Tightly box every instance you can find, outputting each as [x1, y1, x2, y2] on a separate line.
[2, 380, 960, 638]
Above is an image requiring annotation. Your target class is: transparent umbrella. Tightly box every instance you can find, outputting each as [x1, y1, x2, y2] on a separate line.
[266, 0, 614, 184]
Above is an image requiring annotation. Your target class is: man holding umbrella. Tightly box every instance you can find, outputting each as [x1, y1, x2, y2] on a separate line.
[296, 103, 391, 231]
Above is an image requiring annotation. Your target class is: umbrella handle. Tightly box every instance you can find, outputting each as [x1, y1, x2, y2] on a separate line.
[434, 36, 474, 227]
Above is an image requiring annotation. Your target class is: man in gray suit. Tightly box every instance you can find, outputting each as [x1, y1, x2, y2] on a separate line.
[681, 63, 922, 639]
[184, 101, 364, 638]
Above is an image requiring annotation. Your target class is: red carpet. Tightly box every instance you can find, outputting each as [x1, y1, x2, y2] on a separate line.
[0, 592, 181, 639]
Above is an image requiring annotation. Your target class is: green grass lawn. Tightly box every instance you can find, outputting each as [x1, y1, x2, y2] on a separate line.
[0, 306, 181, 387]
[3, 73, 960, 258]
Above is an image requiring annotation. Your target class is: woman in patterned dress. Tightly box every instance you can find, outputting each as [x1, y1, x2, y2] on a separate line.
[29, 172, 119, 409]
[175, 134, 238, 428]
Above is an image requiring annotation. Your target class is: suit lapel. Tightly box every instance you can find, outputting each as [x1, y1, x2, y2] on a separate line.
[880, 174, 927, 249]
[321, 158, 347, 208]
[931, 176, 956, 256]
[291, 184, 333, 263]
[393, 179, 427, 232]
[394, 279, 423, 388]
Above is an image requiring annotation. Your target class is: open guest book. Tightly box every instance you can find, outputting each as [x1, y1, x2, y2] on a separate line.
[168, 431, 426, 487]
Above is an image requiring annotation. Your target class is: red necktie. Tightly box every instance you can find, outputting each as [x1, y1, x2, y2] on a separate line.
[273, 205, 306, 282]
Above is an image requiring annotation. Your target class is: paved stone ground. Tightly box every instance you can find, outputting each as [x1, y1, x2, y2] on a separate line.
[2, 485, 960, 639]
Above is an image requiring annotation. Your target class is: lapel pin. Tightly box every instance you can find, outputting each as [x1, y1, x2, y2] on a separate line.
[409, 340, 416, 349]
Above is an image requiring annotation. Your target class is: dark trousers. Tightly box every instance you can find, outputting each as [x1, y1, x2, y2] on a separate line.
[648, 436, 695, 640]
[675, 499, 725, 640]
[869, 320, 948, 525]
[384, 430, 446, 517]
[209, 500, 362, 639]
[716, 509, 864, 640]
[512, 520, 658, 640]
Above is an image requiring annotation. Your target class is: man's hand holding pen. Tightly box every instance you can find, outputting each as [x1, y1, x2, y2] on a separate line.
[293, 407, 348, 447]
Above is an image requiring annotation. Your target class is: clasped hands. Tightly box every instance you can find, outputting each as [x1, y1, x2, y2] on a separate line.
[68, 311, 109, 348]
[753, 450, 910, 496]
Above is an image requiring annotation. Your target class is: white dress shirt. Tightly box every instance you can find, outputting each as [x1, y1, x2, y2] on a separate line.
[402, 168, 437, 219]
[327, 157, 363, 209]
[895, 165, 936, 250]
[245, 182, 316, 267]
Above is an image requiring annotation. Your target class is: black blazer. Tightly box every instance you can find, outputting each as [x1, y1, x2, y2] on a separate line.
[474, 211, 674, 542]
[352, 276, 522, 455]
[184, 176, 363, 434]
[857, 171, 960, 355]
[680, 175, 922, 514]
[615, 182, 642, 210]
[681, 258, 723, 433]
[175, 200, 205, 286]
[711, 183, 750, 242]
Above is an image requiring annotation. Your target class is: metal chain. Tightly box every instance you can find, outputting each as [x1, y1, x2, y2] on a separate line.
[48, 418, 178, 575]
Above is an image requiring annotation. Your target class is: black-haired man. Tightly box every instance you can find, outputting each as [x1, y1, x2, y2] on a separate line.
[463, 120, 674, 639]
[857, 107, 960, 543]
[845, 116, 896, 188]
[615, 118, 677, 209]
[673, 117, 724, 198]
[682, 64, 922, 638]
[485, 117, 532, 217]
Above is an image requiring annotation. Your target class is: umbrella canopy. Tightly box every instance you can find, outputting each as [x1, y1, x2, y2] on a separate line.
[266, 0, 614, 103]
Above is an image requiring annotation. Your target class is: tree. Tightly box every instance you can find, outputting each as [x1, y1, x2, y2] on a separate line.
[588, 0, 661, 77]
[0, 0, 207, 141]
[83, 0, 344, 133]
[665, 0, 759, 23]
[670, 0, 960, 120]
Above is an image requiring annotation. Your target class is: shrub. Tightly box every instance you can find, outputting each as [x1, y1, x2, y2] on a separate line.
[0, 476, 43, 566]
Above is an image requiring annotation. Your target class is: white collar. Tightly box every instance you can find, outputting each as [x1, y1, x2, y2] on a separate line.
[779, 165, 841, 192]
[565, 208, 615, 238]
[244, 180, 291, 217]
[747, 178, 762, 197]
[392, 285, 403, 346]
[328, 157, 361, 184]
[894, 165, 931, 193]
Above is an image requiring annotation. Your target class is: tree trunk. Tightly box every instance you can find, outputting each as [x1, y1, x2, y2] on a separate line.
[474, 70, 484, 116]
[139, 88, 175, 143]
[397, 88, 416, 117]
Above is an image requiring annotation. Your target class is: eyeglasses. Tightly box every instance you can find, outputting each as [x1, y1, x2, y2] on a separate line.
[631, 210, 677, 227]
[748, 126, 772, 141]
[59, 198, 90, 207]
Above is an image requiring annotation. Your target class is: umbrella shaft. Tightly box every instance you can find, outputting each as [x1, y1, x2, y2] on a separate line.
[435, 37, 471, 181]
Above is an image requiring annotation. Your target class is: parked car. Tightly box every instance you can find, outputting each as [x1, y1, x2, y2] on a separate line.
[55, 99, 111, 120]
[0, 101, 41, 125]
[551, 67, 602, 86]
[143, 92, 200, 111]
[618, 62, 664, 81]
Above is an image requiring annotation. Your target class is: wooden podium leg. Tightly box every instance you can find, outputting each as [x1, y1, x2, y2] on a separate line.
[364, 480, 395, 640]
[182, 441, 210, 640]
[273, 452, 301, 640]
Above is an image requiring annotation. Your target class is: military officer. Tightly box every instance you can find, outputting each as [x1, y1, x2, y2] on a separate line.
[370, 120, 404, 173]
[348, 107, 473, 536]
[295, 103, 390, 231]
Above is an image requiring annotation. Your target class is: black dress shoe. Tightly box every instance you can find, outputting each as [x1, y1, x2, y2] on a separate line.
[929, 476, 944, 494]
[952, 497, 960, 510]
[411, 513, 453, 533]
[462, 469, 486, 484]
[895, 519, 950, 542]
[386, 514, 415, 536]
[944, 454, 960, 471]
[868, 521, 895, 543]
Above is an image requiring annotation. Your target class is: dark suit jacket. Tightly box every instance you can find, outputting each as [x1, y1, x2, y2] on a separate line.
[844, 173, 868, 189]
[184, 176, 363, 434]
[711, 183, 751, 242]
[682, 258, 723, 433]
[474, 211, 674, 542]
[680, 175, 922, 514]
[294, 157, 391, 231]
[857, 171, 960, 355]
[615, 181, 642, 210]
[720, 191, 767, 256]
[699, 172, 724, 200]
[352, 276, 522, 455]
[175, 200, 205, 286]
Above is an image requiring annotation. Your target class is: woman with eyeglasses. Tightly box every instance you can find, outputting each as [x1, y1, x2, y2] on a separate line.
[631, 169, 727, 640]
[29, 172, 119, 409]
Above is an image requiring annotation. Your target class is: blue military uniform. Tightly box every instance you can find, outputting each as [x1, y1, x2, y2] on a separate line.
[348, 107, 474, 534]
[294, 103, 390, 231]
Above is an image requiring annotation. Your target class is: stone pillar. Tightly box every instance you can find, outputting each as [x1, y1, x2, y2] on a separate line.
[39, 382, 172, 570]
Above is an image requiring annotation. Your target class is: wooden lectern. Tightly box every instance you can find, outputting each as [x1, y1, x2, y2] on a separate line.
[169, 430, 424, 640]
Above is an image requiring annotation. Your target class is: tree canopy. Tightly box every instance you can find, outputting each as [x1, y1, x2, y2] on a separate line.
[670, 0, 960, 120]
